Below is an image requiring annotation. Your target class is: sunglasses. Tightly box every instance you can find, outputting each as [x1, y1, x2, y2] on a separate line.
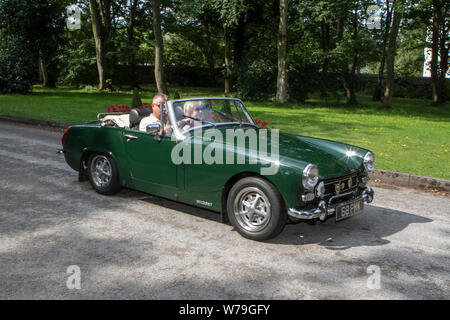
[194, 107, 203, 112]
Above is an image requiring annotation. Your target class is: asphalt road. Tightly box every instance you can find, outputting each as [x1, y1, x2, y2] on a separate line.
[0, 121, 449, 300]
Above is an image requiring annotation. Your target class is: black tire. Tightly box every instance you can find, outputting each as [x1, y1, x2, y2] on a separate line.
[87, 153, 121, 195]
[227, 176, 286, 241]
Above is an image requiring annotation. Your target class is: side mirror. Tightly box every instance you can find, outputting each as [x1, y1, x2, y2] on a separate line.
[146, 123, 160, 134]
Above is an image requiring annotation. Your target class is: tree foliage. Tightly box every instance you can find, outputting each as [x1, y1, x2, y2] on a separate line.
[0, 0, 445, 106]
[0, 0, 65, 93]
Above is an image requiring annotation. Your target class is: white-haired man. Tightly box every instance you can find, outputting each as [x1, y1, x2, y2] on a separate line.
[139, 93, 168, 132]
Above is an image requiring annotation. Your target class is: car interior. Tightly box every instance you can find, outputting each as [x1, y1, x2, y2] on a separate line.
[129, 107, 152, 129]
[100, 107, 153, 130]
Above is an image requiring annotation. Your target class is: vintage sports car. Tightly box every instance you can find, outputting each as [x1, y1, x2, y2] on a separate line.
[61, 98, 375, 241]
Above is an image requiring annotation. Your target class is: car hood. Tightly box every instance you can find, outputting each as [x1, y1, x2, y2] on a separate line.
[199, 125, 369, 179]
[275, 132, 368, 178]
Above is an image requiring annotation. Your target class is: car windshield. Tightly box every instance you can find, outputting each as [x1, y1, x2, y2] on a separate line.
[170, 98, 255, 133]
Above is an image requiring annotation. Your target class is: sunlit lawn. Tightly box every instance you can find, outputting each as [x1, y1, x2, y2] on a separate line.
[0, 85, 449, 179]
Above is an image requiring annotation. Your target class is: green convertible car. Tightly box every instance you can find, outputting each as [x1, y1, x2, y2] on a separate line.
[61, 97, 375, 241]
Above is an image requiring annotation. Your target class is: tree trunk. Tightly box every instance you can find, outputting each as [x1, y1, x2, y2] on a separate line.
[431, 0, 440, 105]
[89, 0, 107, 91]
[438, 14, 448, 104]
[337, 17, 344, 42]
[38, 56, 49, 87]
[127, 0, 138, 89]
[381, 9, 401, 109]
[152, 0, 167, 95]
[206, 44, 216, 83]
[232, 22, 246, 87]
[341, 9, 359, 105]
[320, 20, 331, 97]
[224, 26, 232, 94]
[431, 0, 449, 106]
[373, 1, 393, 101]
[203, 18, 216, 83]
[276, 0, 288, 103]
[38, 55, 55, 88]
[344, 53, 358, 105]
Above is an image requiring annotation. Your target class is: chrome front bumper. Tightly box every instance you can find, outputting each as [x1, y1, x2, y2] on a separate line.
[288, 187, 374, 222]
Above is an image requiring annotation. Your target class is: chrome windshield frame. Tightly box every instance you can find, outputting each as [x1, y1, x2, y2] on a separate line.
[167, 97, 257, 141]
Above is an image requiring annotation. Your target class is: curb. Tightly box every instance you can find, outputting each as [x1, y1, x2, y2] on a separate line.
[0, 114, 71, 130]
[1, 113, 449, 192]
[369, 169, 450, 193]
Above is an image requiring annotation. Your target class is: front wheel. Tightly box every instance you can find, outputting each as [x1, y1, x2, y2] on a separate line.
[227, 177, 286, 241]
[87, 153, 121, 195]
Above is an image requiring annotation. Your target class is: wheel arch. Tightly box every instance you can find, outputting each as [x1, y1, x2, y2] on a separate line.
[220, 171, 287, 223]
[79, 148, 121, 182]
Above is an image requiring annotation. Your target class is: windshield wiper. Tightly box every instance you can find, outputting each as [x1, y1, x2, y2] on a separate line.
[182, 114, 216, 127]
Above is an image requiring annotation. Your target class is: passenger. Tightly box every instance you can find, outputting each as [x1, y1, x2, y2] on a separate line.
[139, 93, 168, 132]
[178, 101, 203, 131]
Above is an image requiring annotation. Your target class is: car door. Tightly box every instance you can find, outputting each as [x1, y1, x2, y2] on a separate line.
[123, 128, 179, 196]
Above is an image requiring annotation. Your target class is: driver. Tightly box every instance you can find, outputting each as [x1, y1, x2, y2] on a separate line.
[139, 93, 168, 132]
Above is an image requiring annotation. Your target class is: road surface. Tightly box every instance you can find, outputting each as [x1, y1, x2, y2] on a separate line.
[0, 121, 448, 299]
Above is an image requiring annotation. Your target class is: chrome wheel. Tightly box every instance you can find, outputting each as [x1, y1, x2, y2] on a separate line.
[233, 187, 271, 232]
[90, 155, 112, 188]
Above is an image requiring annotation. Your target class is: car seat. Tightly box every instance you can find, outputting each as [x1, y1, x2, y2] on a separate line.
[129, 108, 152, 129]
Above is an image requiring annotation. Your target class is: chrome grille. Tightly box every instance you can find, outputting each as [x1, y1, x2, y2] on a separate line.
[322, 173, 358, 198]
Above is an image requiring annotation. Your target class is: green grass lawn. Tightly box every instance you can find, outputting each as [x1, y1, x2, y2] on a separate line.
[1, 85, 449, 179]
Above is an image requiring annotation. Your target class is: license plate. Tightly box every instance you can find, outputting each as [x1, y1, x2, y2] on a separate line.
[336, 199, 364, 221]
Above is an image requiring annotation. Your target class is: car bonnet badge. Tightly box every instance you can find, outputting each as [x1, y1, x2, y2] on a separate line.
[335, 183, 341, 194]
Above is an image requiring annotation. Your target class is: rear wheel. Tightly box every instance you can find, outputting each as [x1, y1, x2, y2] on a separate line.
[87, 154, 121, 195]
[227, 177, 286, 241]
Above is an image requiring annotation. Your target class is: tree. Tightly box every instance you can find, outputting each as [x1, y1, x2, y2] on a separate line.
[211, 0, 251, 94]
[373, 0, 394, 101]
[276, 0, 289, 103]
[152, 0, 168, 94]
[0, 37, 35, 94]
[89, 0, 112, 90]
[0, 0, 65, 93]
[127, 0, 140, 89]
[224, 27, 233, 94]
[381, 7, 402, 109]
[166, 1, 222, 82]
[430, 0, 449, 106]
[339, 4, 360, 105]
[291, 0, 377, 104]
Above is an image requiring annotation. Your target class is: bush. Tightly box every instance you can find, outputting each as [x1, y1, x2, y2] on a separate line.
[131, 88, 143, 108]
[0, 39, 35, 94]
[235, 59, 277, 100]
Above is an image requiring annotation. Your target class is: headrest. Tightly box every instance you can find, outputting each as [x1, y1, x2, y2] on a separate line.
[129, 108, 152, 128]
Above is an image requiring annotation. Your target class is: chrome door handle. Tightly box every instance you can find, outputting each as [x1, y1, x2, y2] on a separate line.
[124, 134, 138, 141]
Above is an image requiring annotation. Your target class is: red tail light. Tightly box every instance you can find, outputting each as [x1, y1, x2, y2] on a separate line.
[62, 127, 70, 146]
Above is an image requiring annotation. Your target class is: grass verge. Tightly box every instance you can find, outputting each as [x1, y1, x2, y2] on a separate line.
[0, 85, 449, 179]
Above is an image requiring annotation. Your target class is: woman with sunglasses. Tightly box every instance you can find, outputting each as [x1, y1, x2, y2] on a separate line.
[178, 101, 204, 131]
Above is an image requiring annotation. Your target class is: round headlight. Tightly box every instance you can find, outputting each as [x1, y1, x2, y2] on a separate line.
[364, 152, 375, 172]
[303, 164, 319, 191]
